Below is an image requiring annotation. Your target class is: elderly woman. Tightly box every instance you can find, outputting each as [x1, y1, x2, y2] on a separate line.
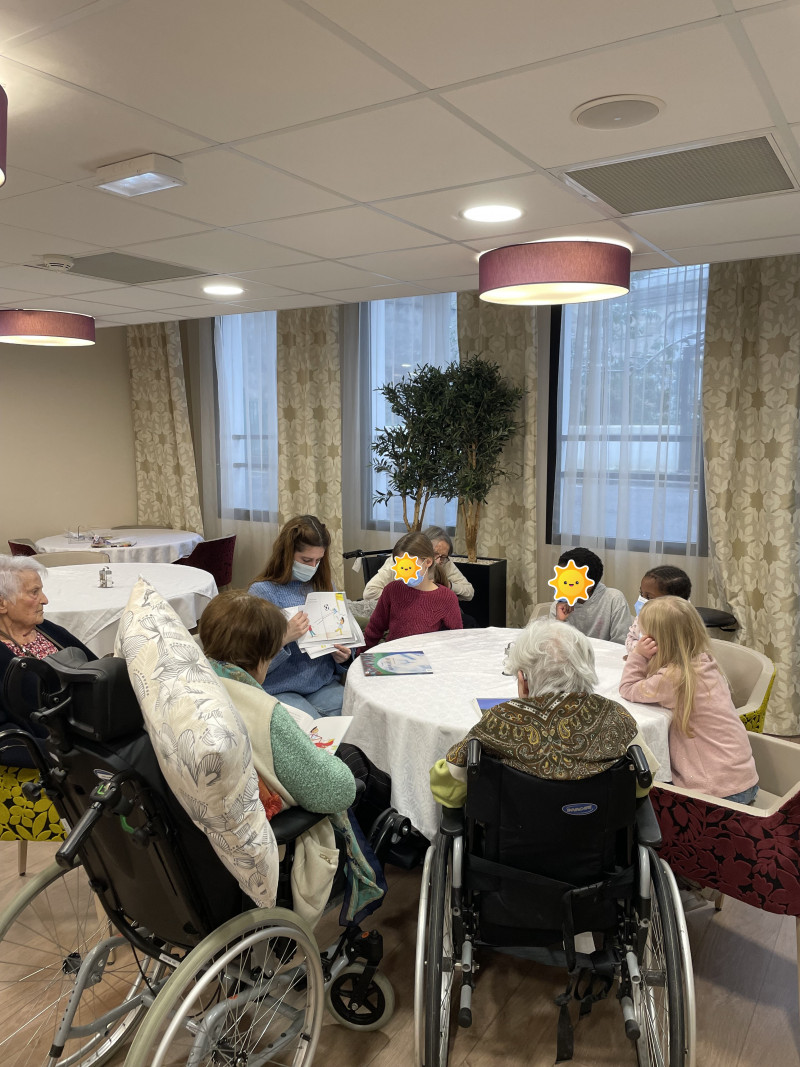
[430, 619, 656, 808]
[363, 525, 475, 603]
[0, 555, 94, 767]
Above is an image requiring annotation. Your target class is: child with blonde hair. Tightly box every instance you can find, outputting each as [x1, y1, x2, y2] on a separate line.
[619, 596, 758, 803]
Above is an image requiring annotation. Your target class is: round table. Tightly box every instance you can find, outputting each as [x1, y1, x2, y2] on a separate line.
[34, 528, 203, 564]
[42, 563, 218, 656]
[343, 627, 672, 842]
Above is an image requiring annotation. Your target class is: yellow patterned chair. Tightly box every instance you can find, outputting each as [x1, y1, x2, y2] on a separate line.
[0, 763, 66, 875]
[709, 638, 776, 733]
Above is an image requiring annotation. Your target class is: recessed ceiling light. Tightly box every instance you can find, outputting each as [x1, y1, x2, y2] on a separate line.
[461, 205, 523, 223]
[571, 95, 664, 130]
[203, 283, 245, 296]
[92, 153, 185, 197]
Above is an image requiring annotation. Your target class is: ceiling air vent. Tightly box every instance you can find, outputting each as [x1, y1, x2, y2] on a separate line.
[66, 253, 207, 284]
[565, 136, 795, 214]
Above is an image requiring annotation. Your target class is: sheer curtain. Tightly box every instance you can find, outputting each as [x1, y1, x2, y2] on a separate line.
[555, 265, 708, 556]
[362, 292, 458, 537]
[186, 313, 280, 588]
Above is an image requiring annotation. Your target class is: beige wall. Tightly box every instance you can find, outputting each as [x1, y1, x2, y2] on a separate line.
[0, 326, 137, 551]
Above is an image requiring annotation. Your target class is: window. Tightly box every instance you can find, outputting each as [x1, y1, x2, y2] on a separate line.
[214, 312, 279, 521]
[360, 293, 459, 531]
[549, 265, 708, 553]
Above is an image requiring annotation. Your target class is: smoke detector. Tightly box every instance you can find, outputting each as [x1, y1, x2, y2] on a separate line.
[40, 255, 75, 273]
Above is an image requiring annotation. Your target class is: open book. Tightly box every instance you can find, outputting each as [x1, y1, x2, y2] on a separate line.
[280, 701, 353, 755]
[283, 592, 365, 659]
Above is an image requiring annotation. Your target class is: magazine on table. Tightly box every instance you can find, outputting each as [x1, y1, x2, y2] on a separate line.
[283, 592, 365, 658]
[360, 650, 433, 676]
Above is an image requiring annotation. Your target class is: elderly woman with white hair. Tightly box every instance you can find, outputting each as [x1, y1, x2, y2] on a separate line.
[0, 554, 94, 767]
[430, 619, 657, 807]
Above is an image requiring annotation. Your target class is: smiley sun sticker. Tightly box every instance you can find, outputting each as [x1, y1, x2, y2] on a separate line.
[391, 552, 423, 584]
[548, 561, 595, 606]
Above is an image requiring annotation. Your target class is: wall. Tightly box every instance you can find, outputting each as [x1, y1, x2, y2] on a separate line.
[0, 326, 138, 551]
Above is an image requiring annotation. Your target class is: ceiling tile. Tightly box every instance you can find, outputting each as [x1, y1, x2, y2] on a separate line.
[0, 167, 61, 200]
[0, 222, 102, 262]
[98, 310, 172, 325]
[141, 149, 348, 226]
[628, 191, 800, 249]
[76, 287, 207, 311]
[0, 185, 207, 246]
[121, 231, 317, 274]
[630, 252, 679, 271]
[0, 264, 131, 296]
[464, 218, 650, 253]
[342, 244, 481, 280]
[414, 274, 479, 293]
[239, 98, 527, 201]
[668, 235, 800, 265]
[0, 60, 210, 182]
[444, 23, 775, 169]
[229, 261, 393, 292]
[235, 205, 445, 258]
[305, 0, 717, 86]
[320, 282, 435, 302]
[19, 294, 137, 316]
[743, 7, 800, 124]
[375, 173, 604, 240]
[4, 0, 414, 142]
[0, 1, 100, 47]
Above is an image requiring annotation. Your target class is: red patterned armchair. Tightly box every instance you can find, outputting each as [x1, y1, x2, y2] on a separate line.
[651, 731, 800, 1017]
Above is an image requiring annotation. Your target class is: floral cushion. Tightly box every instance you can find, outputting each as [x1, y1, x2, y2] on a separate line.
[0, 765, 65, 842]
[652, 785, 800, 915]
[114, 577, 279, 907]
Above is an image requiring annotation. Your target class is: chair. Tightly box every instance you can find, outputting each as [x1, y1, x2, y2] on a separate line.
[343, 548, 391, 588]
[0, 763, 66, 875]
[173, 534, 236, 588]
[0, 649, 394, 1065]
[709, 637, 775, 732]
[416, 741, 694, 1065]
[30, 550, 110, 566]
[531, 601, 552, 620]
[651, 730, 800, 1020]
[7, 539, 36, 556]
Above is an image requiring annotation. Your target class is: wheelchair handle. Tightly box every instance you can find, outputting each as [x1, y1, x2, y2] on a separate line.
[628, 745, 652, 790]
[55, 774, 133, 869]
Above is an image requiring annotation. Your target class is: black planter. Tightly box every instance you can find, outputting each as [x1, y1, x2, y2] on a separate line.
[451, 556, 507, 628]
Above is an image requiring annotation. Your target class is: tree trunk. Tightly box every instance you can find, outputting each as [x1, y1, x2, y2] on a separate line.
[460, 498, 481, 562]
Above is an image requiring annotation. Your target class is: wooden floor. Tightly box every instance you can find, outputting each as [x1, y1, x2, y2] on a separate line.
[1, 841, 798, 1066]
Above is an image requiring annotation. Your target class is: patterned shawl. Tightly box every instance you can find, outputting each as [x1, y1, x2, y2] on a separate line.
[446, 691, 638, 782]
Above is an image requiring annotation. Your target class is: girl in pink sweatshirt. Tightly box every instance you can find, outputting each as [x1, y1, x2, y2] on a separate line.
[619, 596, 758, 804]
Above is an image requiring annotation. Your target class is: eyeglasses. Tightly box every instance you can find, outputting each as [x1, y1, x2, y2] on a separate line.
[434, 554, 449, 564]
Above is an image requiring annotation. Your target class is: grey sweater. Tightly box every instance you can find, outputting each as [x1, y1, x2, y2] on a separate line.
[548, 581, 632, 645]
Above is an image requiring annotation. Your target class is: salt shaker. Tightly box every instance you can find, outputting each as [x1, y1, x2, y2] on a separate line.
[99, 566, 113, 588]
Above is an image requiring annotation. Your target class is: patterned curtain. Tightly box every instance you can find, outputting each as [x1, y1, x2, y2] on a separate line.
[276, 307, 344, 588]
[456, 293, 537, 627]
[703, 257, 800, 735]
[126, 322, 203, 535]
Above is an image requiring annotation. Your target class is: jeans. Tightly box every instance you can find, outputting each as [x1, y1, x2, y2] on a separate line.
[272, 679, 344, 720]
[723, 783, 759, 805]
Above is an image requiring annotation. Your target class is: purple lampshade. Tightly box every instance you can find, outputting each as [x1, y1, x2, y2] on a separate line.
[479, 239, 631, 306]
[0, 84, 6, 187]
[0, 309, 96, 346]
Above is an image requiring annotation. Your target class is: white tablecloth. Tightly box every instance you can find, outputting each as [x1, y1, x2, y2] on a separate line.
[42, 563, 218, 656]
[343, 627, 672, 842]
[34, 528, 203, 564]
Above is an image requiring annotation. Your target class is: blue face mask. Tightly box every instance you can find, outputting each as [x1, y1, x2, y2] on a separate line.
[634, 596, 647, 616]
[406, 567, 427, 588]
[292, 559, 319, 583]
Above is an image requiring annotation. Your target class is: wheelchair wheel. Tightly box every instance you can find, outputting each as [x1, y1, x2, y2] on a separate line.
[423, 834, 458, 1067]
[414, 846, 435, 1067]
[659, 859, 696, 1067]
[0, 861, 162, 1067]
[325, 963, 395, 1030]
[125, 906, 323, 1067]
[634, 848, 686, 1067]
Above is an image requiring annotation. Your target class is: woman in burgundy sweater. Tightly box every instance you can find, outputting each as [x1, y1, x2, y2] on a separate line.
[363, 531, 463, 649]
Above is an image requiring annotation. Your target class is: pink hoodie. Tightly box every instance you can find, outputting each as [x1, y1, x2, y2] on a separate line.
[619, 650, 757, 798]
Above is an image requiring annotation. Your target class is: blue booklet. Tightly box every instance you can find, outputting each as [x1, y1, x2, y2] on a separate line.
[360, 651, 433, 676]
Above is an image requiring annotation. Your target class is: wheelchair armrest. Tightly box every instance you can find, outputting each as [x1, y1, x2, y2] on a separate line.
[439, 805, 464, 837]
[271, 806, 327, 845]
[628, 745, 652, 790]
[635, 796, 662, 849]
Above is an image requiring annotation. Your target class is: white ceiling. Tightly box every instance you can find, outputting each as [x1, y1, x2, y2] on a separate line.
[0, 0, 799, 329]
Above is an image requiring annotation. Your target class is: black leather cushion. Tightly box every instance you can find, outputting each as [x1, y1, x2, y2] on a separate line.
[695, 606, 738, 631]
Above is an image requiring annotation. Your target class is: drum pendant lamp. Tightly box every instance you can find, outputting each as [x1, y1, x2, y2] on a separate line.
[0, 84, 6, 187]
[479, 239, 631, 305]
[0, 309, 96, 346]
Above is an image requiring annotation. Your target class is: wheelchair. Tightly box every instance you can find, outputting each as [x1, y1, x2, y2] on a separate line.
[415, 741, 695, 1067]
[0, 649, 395, 1066]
